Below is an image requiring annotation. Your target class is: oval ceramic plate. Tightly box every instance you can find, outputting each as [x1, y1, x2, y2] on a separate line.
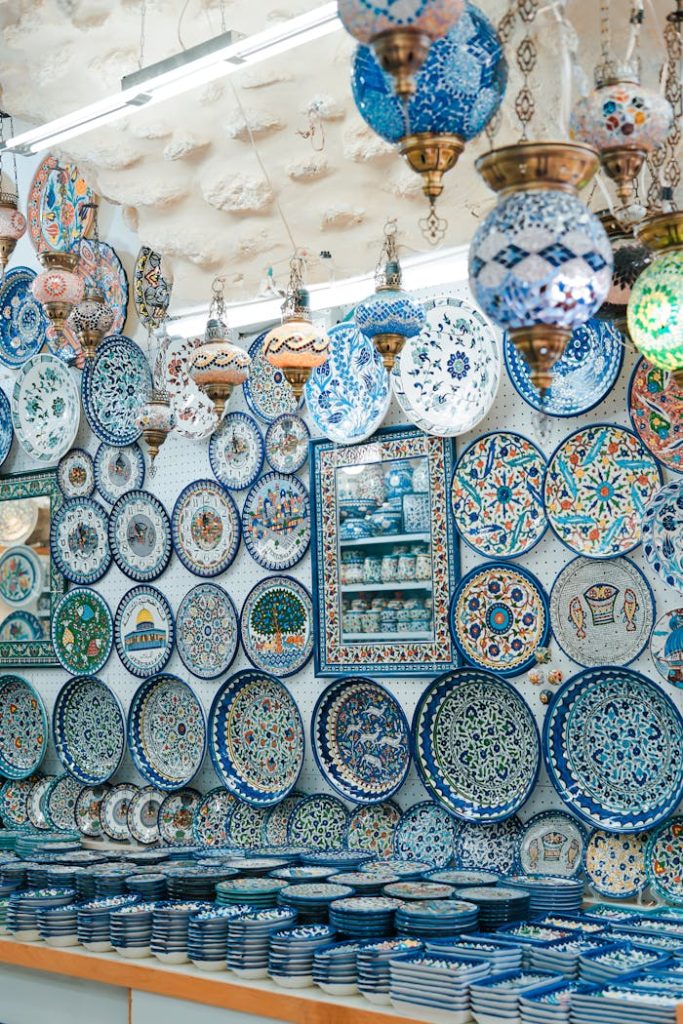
[646, 818, 683, 905]
[243, 329, 300, 424]
[642, 479, 683, 591]
[651, 607, 683, 686]
[171, 479, 240, 577]
[164, 334, 217, 440]
[241, 472, 310, 571]
[114, 584, 175, 677]
[239, 575, 313, 678]
[57, 449, 95, 499]
[393, 801, 459, 868]
[27, 156, 95, 252]
[453, 819, 522, 874]
[346, 802, 402, 857]
[0, 388, 12, 469]
[286, 793, 350, 850]
[629, 358, 683, 473]
[75, 784, 109, 838]
[128, 673, 206, 790]
[0, 610, 44, 643]
[265, 414, 310, 474]
[51, 587, 113, 675]
[0, 545, 44, 608]
[127, 785, 164, 845]
[584, 829, 649, 899]
[158, 788, 200, 846]
[134, 246, 173, 329]
[391, 297, 500, 437]
[27, 775, 55, 831]
[208, 412, 264, 490]
[109, 490, 172, 582]
[82, 335, 152, 446]
[175, 582, 239, 681]
[44, 773, 82, 830]
[11, 354, 80, 463]
[517, 810, 587, 878]
[0, 674, 47, 779]
[50, 497, 111, 584]
[0, 776, 36, 827]
[93, 442, 145, 505]
[0, 266, 47, 368]
[100, 783, 138, 842]
[52, 675, 125, 785]
[261, 792, 306, 847]
[192, 787, 235, 847]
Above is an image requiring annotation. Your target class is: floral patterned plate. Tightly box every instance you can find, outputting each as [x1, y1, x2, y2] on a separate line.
[265, 414, 310, 474]
[11, 353, 80, 463]
[82, 335, 152, 446]
[114, 584, 174, 677]
[393, 801, 459, 868]
[164, 334, 217, 440]
[108, 490, 172, 582]
[286, 793, 350, 850]
[239, 576, 313, 678]
[51, 588, 113, 675]
[261, 792, 306, 847]
[75, 784, 109, 838]
[52, 675, 125, 785]
[27, 774, 55, 830]
[0, 387, 12, 469]
[0, 266, 47, 368]
[208, 412, 264, 490]
[0, 545, 43, 608]
[584, 828, 649, 898]
[226, 802, 270, 849]
[347, 801, 402, 857]
[44, 773, 83, 830]
[175, 582, 239, 680]
[0, 610, 43, 644]
[0, 674, 47, 778]
[100, 783, 139, 842]
[0, 776, 37, 827]
[50, 496, 111, 584]
[134, 246, 173, 329]
[128, 673, 206, 791]
[517, 810, 587, 878]
[127, 785, 164, 845]
[241, 472, 310, 571]
[629, 358, 683, 473]
[243, 329, 300, 424]
[27, 156, 95, 252]
[645, 818, 683, 904]
[158, 788, 200, 846]
[93, 443, 145, 505]
[192, 787, 235, 848]
[171, 480, 240, 577]
[642, 479, 683, 592]
[453, 819, 522, 874]
[57, 449, 95, 499]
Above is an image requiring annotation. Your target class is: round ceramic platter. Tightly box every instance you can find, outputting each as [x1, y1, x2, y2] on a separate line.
[451, 431, 548, 559]
[550, 555, 655, 668]
[134, 246, 172, 329]
[75, 238, 128, 333]
[347, 801, 402, 857]
[393, 801, 459, 868]
[243, 329, 301, 424]
[93, 443, 145, 505]
[175, 582, 239, 680]
[82, 336, 152, 446]
[241, 472, 310, 571]
[0, 674, 47, 778]
[164, 335, 217, 440]
[226, 802, 269, 848]
[544, 666, 683, 831]
[305, 323, 390, 445]
[414, 668, 540, 822]
[171, 480, 240, 577]
[57, 449, 95, 499]
[584, 829, 649, 898]
[27, 156, 95, 252]
[0, 266, 47, 368]
[450, 563, 549, 677]
[53, 675, 125, 785]
[0, 610, 43, 643]
[127, 785, 164, 845]
[114, 585, 175, 677]
[517, 811, 587, 878]
[75, 784, 108, 838]
[0, 388, 12, 469]
[312, 677, 410, 804]
[629, 358, 683, 473]
[265, 414, 310, 474]
[52, 588, 113, 675]
[11, 354, 80, 463]
[50, 497, 112, 584]
[651, 608, 683, 686]
[44, 773, 82, 830]
[0, 545, 44, 608]
[240, 576, 313, 678]
[128, 673, 206, 790]
[209, 669, 305, 806]
[27, 775, 55, 830]
[391, 297, 500, 437]
[0, 776, 35, 827]
[504, 318, 623, 417]
[158, 788, 200, 846]
[100, 783, 138, 842]
[192, 788, 235, 847]
[208, 412, 264, 491]
[543, 424, 662, 558]
[642, 479, 683, 591]
[109, 490, 172, 582]
[286, 793, 350, 850]
[453, 819, 522, 874]
[262, 791, 305, 846]
[646, 819, 683, 905]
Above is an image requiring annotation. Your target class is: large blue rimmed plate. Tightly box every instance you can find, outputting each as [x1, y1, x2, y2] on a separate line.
[241, 471, 310, 571]
[544, 666, 683, 832]
[0, 266, 47, 368]
[239, 575, 313, 678]
[243, 329, 301, 423]
[114, 584, 175, 678]
[642, 479, 683, 592]
[171, 479, 240, 577]
[393, 801, 459, 867]
[52, 675, 125, 785]
[413, 668, 540, 823]
[286, 793, 350, 850]
[0, 673, 47, 779]
[82, 335, 152, 446]
[128, 673, 206, 791]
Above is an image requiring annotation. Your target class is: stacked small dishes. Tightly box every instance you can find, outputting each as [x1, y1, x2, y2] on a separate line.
[357, 937, 424, 1005]
[227, 906, 298, 979]
[150, 900, 214, 965]
[469, 970, 563, 1022]
[125, 874, 167, 900]
[394, 899, 479, 939]
[277, 882, 353, 925]
[452, 885, 530, 932]
[578, 944, 668, 983]
[424, 937, 522, 972]
[493, 923, 573, 967]
[504, 875, 584, 915]
[77, 895, 139, 952]
[312, 939, 366, 995]
[36, 903, 79, 947]
[188, 905, 255, 972]
[165, 866, 235, 901]
[328, 895, 402, 939]
[268, 924, 337, 988]
[388, 951, 491, 1024]
[110, 902, 159, 959]
[215, 877, 285, 909]
[528, 936, 613, 980]
[6, 887, 76, 941]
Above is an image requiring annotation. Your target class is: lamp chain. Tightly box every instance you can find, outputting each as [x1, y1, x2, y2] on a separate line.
[515, 0, 540, 142]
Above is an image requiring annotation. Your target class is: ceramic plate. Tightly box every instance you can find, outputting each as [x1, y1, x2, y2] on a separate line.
[75, 784, 109, 838]
[171, 480, 240, 577]
[451, 431, 548, 559]
[164, 334, 217, 440]
[82, 335, 152, 446]
[175, 582, 239, 680]
[450, 563, 549, 677]
[642, 480, 683, 591]
[262, 792, 306, 846]
[73, 238, 128, 333]
[44, 773, 82, 830]
[242, 472, 310, 570]
[312, 677, 410, 804]
[0, 776, 37, 827]
[0, 266, 47, 368]
[53, 675, 125, 785]
[0, 674, 47, 778]
[93, 442, 145, 505]
[646, 818, 683, 904]
[51, 587, 113, 675]
[208, 412, 264, 490]
[517, 811, 587, 877]
[286, 793, 350, 850]
[393, 801, 459, 867]
[550, 555, 655, 668]
[544, 424, 662, 558]
[134, 246, 172, 328]
[265, 414, 310, 474]
[109, 489, 172, 582]
[544, 666, 683, 831]
[0, 610, 43, 643]
[57, 449, 95, 499]
[504, 318, 623, 417]
[100, 783, 138, 842]
[391, 297, 500, 437]
[50, 497, 111, 584]
[0, 388, 12, 469]
[414, 668, 540, 822]
[243, 329, 300, 424]
[27, 775, 55, 830]
[305, 322, 390, 445]
[629, 358, 683, 473]
[114, 585, 174, 678]
[192, 788, 235, 847]
[226, 802, 270, 849]
[651, 607, 683, 686]
[453, 819, 522, 873]
[0, 499, 37, 547]
[347, 801, 402, 857]
[584, 829, 649, 898]
[127, 785, 164, 845]
[11, 354, 80, 463]
[128, 673, 206, 790]
[209, 669, 305, 806]
[27, 155, 95, 251]
[0, 545, 44, 608]
[158, 788, 200, 846]
[239, 575, 313, 677]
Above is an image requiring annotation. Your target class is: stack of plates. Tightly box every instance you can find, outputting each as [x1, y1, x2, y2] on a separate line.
[227, 906, 298, 979]
[150, 900, 214, 964]
[92, 866, 132, 897]
[495, 924, 575, 967]
[76, 871, 98, 900]
[395, 899, 478, 939]
[384, 881, 454, 902]
[425, 936, 523, 971]
[7, 887, 76, 941]
[518, 979, 595, 1024]
[77, 895, 140, 952]
[0, 834, 18, 852]
[578, 943, 671, 982]
[125, 873, 168, 900]
[312, 939, 367, 995]
[268, 924, 337, 988]
[388, 952, 491, 1024]
[110, 902, 159, 959]
[277, 883, 353, 925]
[506, 876, 584, 915]
[216, 877, 287, 908]
[25, 865, 50, 889]
[469, 969, 563, 1024]
[366, 858, 433, 880]
[424, 870, 500, 888]
[1, 862, 27, 889]
[328, 896, 401, 939]
[0, 898, 9, 934]
[334, 872, 398, 894]
[579, 904, 643, 926]
[221, 857, 290, 878]
[270, 866, 340, 883]
[570, 982, 683, 1024]
[533, 914, 607, 935]
[36, 902, 80, 947]
[165, 866, 236, 900]
[528, 936, 613, 978]
[45, 865, 80, 890]
[14, 833, 80, 858]
[301, 850, 372, 870]
[452, 886, 530, 931]
[188, 905, 255, 972]
[356, 938, 424, 1005]
[610, 927, 683, 955]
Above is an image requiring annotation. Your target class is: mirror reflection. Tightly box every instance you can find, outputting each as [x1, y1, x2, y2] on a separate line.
[0, 496, 51, 643]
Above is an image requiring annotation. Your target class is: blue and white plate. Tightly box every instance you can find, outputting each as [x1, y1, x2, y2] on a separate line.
[127, 785, 163, 846]
[114, 584, 175, 677]
[128, 673, 206, 791]
[243, 330, 301, 423]
[286, 794, 350, 850]
[175, 582, 239, 680]
[93, 443, 145, 504]
[52, 675, 125, 786]
[57, 449, 95, 499]
[82, 335, 152, 446]
[0, 544, 44, 608]
[208, 412, 264, 490]
[171, 480, 240, 577]
[517, 810, 587, 878]
[265, 414, 310, 474]
[305, 322, 390, 445]
[240, 576, 313, 678]
[584, 828, 649, 899]
[393, 801, 459, 868]
[0, 610, 43, 643]
[0, 387, 12, 469]
[50, 497, 111, 584]
[0, 673, 47, 779]
[0, 266, 47, 368]
[100, 783, 138, 842]
[109, 490, 172, 582]
[242, 472, 310, 571]
[650, 606, 683, 686]
[642, 479, 683, 592]
[12, 353, 80, 463]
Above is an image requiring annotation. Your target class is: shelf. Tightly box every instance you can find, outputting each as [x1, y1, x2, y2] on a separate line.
[341, 582, 432, 593]
[339, 533, 430, 548]
[343, 631, 433, 642]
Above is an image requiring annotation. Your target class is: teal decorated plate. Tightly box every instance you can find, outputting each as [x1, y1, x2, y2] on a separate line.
[393, 801, 459, 868]
[176, 582, 239, 680]
[12, 353, 80, 463]
[114, 585, 174, 678]
[286, 793, 350, 850]
[0, 266, 47, 368]
[0, 545, 44, 608]
[0, 674, 47, 779]
[128, 673, 205, 791]
[51, 588, 113, 675]
[53, 675, 125, 785]
[240, 575, 313, 677]
[82, 335, 152, 447]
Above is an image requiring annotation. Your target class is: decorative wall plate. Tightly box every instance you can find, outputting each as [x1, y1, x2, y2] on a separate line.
[504, 318, 623, 418]
[208, 412, 264, 490]
[226, 802, 270, 848]
[93, 442, 145, 505]
[0, 674, 46, 778]
[82, 336, 152, 446]
[451, 432, 548, 559]
[550, 555, 654, 668]
[391, 297, 500, 437]
[629, 358, 683, 473]
[544, 424, 662, 558]
[0, 498, 37, 547]
[53, 675, 125, 785]
[50, 497, 111, 584]
[651, 608, 683, 686]
[127, 786, 164, 845]
[27, 775, 55, 830]
[27, 156, 95, 251]
[57, 449, 95, 499]
[0, 388, 12, 469]
[262, 791, 305, 846]
[239, 575, 313, 677]
[44, 773, 82, 830]
[175, 582, 239, 680]
[286, 793, 350, 850]
[265, 414, 310, 474]
[209, 669, 305, 806]
[0, 776, 36, 827]
[347, 801, 402, 857]
[12, 354, 80, 463]
[243, 329, 300, 424]
[171, 480, 240, 577]
[544, 666, 683, 831]
[0, 611, 43, 643]
[453, 819, 522, 874]
[645, 818, 683, 904]
[134, 246, 172, 329]
[450, 563, 549, 676]
[114, 585, 174, 677]
[0, 266, 47, 368]
[100, 783, 138, 842]
[517, 811, 587, 878]
[164, 334, 217, 440]
[642, 480, 683, 591]
[242, 472, 310, 570]
[158, 788, 200, 846]
[584, 829, 649, 898]
[192, 787, 235, 847]
[0, 545, 44, 608]
[312, 677, 410, 804]
[414, 668, 540, 822]
[305, 323, 390, 445]
[75, 784, 108, 838]
[52, 588, 113, 675]
[393, 801, 459, 868]
[128, 673, 206, 790]
[109, 490, 172, 582]
[75, 239, 128, 333]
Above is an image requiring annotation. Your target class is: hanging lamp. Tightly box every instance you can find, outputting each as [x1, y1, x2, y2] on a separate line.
[188, 278, 251, 420]
[0, 113, 26, 277]
[136, 323, 175, 466]
[31, 168, 84, 328]
[595, 211, 652, 333]
[68, 202, 115, 360]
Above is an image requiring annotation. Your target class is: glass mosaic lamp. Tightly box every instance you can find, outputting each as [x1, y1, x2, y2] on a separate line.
[69, 203, 115, 360]
[189, 279, 251, 419]
[136, 387, 175, 465]
[263, 255, 329, 399]
[31, 250, 85, 330]
[595, 211, 652, 333]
